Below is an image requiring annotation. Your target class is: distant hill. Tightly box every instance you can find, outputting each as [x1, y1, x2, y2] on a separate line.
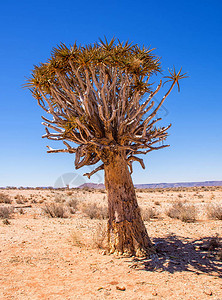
[78, 181, 222, 189]
[78, 183, 105, 189]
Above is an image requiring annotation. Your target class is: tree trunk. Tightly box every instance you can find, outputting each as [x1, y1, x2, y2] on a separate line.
[104, 152, 155, 257]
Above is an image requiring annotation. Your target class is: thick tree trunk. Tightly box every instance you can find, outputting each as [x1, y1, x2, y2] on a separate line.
[104, 152, 155, 257]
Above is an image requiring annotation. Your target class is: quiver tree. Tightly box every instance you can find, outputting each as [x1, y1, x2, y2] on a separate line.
[27, 38, 186, 257]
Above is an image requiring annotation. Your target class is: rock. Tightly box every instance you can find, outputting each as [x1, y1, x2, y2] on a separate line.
[152, 290, 158, 296]
[2, 219, 10, 225]
[204, 289, 212, 296]
[116, 286, 126, 291]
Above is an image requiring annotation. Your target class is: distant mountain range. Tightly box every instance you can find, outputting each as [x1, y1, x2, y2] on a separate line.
[78, 181, 222, 189]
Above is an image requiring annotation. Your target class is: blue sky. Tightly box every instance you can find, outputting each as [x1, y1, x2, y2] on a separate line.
[0, 0, 222, 187]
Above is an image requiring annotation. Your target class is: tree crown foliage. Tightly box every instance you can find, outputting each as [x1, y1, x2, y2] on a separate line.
[26, 38, 186, 178]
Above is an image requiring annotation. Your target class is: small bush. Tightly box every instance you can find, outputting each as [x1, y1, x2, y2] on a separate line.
[92, 223, 108, 249]
[67, 199, 79, 214]
[43, 203, 68, 218]
[207, 204, 222, 220]
[166, 201, 197, 222]
[15, 194, 28, 203]
[16, 197, 24, 204]
[0, 206, 14, 219]
[81, 203, 108, 219]
[67, 199, 78, 210]
[71, 230, 85, 247]
[0, 193, 12, 204]
[142, 207, 159, 221]
[54, 194, 65, 203]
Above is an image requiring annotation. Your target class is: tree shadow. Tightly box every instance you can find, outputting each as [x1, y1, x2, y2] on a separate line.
[130, 235, 222, 277]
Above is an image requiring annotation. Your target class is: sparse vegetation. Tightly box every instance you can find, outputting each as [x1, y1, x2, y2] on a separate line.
[166, 201, 197, 222]
[67, 199, 78, 214]
[0, 206, 14, 219]
[0, 185, 222, 298]
[54, 194, 65, 203]
[15, 195, 29, 203]
[142, 207, 159, 221]
[67, 199, 78, 210]
[81, 203, 108, 219]
[70, 230, 85, 247]
[15, 195, 24, 204]
[0, 193, 12, 204]
[206, 204, 222, 220]
[92, 223, 108, 249]
[43, 203, 68, 218]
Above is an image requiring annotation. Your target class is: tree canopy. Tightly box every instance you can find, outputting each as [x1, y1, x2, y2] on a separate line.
[26, 38, 187, 178]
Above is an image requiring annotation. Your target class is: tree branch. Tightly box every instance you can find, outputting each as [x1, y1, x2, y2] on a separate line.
[83, 164, 104, 179]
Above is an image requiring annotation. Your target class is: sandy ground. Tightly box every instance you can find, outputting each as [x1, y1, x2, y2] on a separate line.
[0, 187, 221, 299]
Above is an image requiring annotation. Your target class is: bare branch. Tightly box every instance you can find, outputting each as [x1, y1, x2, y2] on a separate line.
[46, 145, 76, 153]
[127, 155, 145, 169]
[83, 164, 104, 179]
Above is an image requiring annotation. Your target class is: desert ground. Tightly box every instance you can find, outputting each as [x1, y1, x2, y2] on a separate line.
[0, 186, 221, 300]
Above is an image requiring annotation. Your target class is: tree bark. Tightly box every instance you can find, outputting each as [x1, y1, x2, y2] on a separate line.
[104, 152, 155, 257]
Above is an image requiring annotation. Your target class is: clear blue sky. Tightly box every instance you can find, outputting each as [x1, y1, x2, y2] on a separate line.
[0, 0, 222, 187]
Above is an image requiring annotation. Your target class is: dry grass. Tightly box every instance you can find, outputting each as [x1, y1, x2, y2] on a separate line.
[54, 194, 66, 203]
[42, 203, 68, 218]
[166, 201, 197, 222]
[0, 193, 12, 204]
[92, 223, 108, 249]
[206, 204, 222, 220]
[0, 206, 14, 219]
[70, 230, 85, 247]
[67, 199, 79, 214]
[14, 194, 28, 203]
[81, 202, 108, 219]
[67, 199, 78, 209]
[71, 223, 108, 250]
[141, 207, 159, 221]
